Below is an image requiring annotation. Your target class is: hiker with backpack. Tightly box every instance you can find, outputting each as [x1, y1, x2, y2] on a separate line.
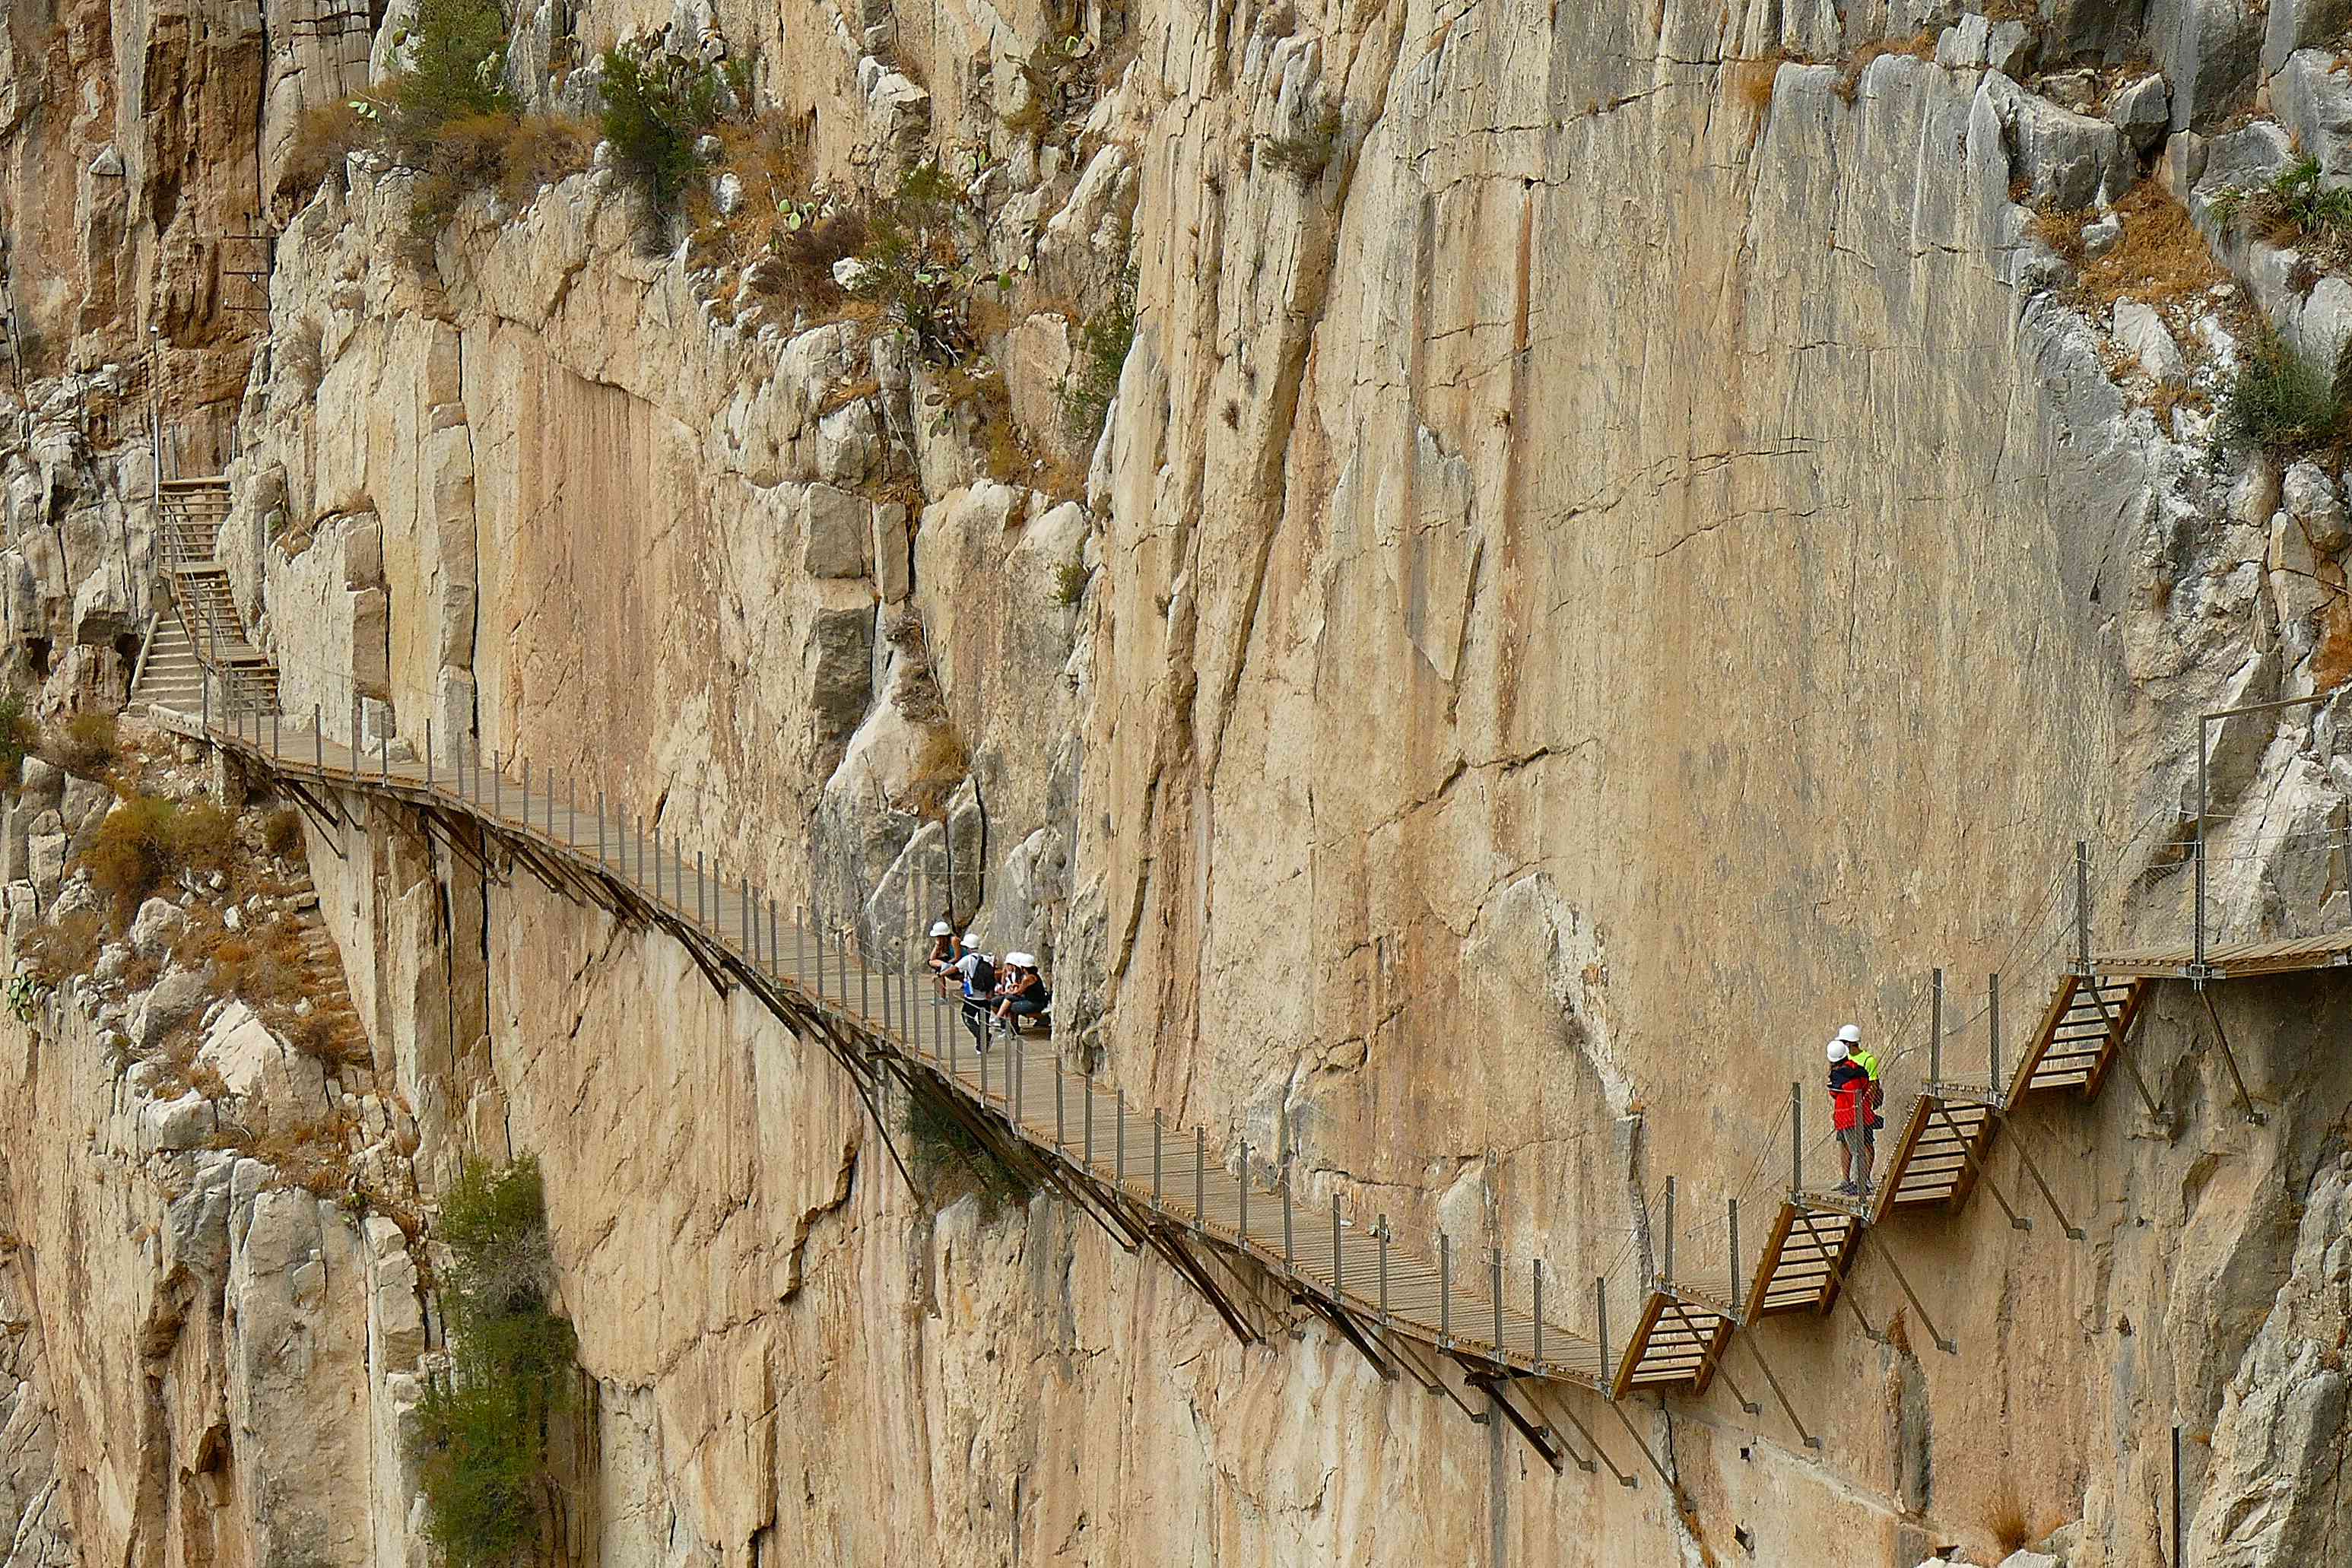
[1828, 1037, 1877, 1198]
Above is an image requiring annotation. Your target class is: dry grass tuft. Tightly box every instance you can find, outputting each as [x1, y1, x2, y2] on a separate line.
[45, 711, 119, 777]
[2074, 182, 2233, 309]
[1732, 53, 1787, 120]
[18, 913, 102, 986]
[1988, 1490, 2036, 1557]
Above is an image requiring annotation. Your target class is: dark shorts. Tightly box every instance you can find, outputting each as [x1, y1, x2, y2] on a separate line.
[1005, 997, 1048, 1018]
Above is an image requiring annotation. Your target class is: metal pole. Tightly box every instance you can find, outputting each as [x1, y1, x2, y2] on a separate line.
[1491, 1248, 1504, 1358]
[1195, 1127, 1206, 1226]
[1054, 1062, 1065, 1149]
[1532, 1259, 1544, 1364]
[271, 703, 279, 760]
[351, 690, 358, 754]
[1378, 1217, 1391, 1325]
[860, 929, 871, 1019]
[1153, 1109, 1163, 1207]
[2076, 839, 2093, 976]
[202, 666, 210, 731]
[597, 792, 605, 864]
[1281, 1167, 1293, 1268]
[424, 718, 433, 787]
[1990, 971, 2003, 1098]
[1011, 1027, 1021, 1119]
[2196, 714, 2211, 985]
[1790, 1081, 1802, 1193]
[494, 750, 502, 820]
[1332, 1195, 1344, 1297]
[697, 851, 706, 928]
[1662, 1176, 1675, 1285]
[1596, 1277, 1609, 1385]
[980, 1024, 989, 1097]
[2173, 1423, 2183, 1568]
[1439, 1234, 1451, 1345]
[380, 725, 389, 782]
[314, 703, 322, 773]
[1084, 1067, 1095, 1166]
[950, 986, 960, 1078]
[1728, 1199, 1741, 1314]
[1239, 1139, 1248, 1242]
[1931, 967, 1944, 1087]
[1116, 1088, 1127, 1186]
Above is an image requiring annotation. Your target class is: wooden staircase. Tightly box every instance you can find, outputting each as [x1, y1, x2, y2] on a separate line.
[2008, 973, 2149, 1100]
[1877, 1093, 1999, 1214]
[154, 477, 278, 714]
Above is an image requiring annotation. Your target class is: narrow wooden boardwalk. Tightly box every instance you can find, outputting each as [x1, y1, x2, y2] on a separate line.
[150, 689, 2351, 1476]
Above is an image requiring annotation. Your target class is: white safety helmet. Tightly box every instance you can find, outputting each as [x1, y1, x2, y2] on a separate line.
[1837, 1024, 1862, 1044]
[1827, 1040, 1849, 1063]
[930, 921, 953, 938]
[1005, 951, 1036, 969]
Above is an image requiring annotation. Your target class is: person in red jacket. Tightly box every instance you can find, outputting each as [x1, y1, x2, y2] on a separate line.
[1828, 1040, 1875, 1197]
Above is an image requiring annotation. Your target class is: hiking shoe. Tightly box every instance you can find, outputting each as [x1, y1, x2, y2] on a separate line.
[1836, 1180, 1858, 1195]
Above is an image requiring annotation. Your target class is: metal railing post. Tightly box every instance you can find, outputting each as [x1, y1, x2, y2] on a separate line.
[1596, 1277, 1610, 1385]
[1989, 971, 2002, 1097]
[1491, 1247, 1505, 1358]
[1532, 1259, 1544, 1364]
[1332, 1195, 1344, 1297]
[1053, 1060, 1064, 1149]
[1439, 1233, 1451, 1346]
[597, 792, 606, 864]
[1789, 1081, 1802, 1193]
[697, 851, 706, 928]
[1662, 1176, 1676, 1285]
[1238, 1139, 1248, 1241]
[1930, 965, 1943, 1086]
[1084, 1067, 1095, 1166]
[2196, 714, 2211, 984]
[1195, 1127, 1206, 1227]
[1153, 1109, 1163, 1208]
[1281, 1166, 1293, 1268]
[1116, 1088, 1127, 1186]
[2076, 840, 2093, 976]
[424, 717, 433, 788]
[1728, 1199, 1741, 1314]
[313, 703, 322, 773]
[1378, 1217, 1391, 1325]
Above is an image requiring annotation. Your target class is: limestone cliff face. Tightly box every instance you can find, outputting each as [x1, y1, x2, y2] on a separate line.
[5, 0, 2352, 1563]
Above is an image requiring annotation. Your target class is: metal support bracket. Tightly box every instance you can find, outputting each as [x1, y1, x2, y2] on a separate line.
[1863, 1228, 1956, 1354]
[2201, 989, 2267, 1125]
[1463, 1371, 1566, 1474]
[1932, 1104, 2030, 1232]
[1738, 1334, 1823, 1450]
[1996, 1112, 2086, 1240]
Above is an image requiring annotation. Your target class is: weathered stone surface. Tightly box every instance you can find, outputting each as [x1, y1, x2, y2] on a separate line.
[2272, 49, 2352, 183]
[127, 897, 186, 959]
[2263, 0, 2352, 75]
[801, 484, 873, 579]
[2111, 73, 2173, 151]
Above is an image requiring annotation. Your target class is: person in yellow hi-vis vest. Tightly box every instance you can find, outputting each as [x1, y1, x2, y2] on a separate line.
[1829, 1023, 1882, 1196]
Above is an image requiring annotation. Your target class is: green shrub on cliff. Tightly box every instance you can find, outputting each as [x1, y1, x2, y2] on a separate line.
[2216, 326, 2350, 459]
[414, 1156, 578, 1568]
[391, 0, 516, 143]
[598, 43, 734, 221]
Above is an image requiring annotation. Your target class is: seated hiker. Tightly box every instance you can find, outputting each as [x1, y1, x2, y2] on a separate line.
[1827, 1040, 1875, 1197]
[992, 952, 1051, 1035]
[925, 920, 963, 993]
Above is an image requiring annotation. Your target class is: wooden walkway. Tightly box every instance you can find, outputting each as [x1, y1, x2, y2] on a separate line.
[153, 690, 2352, 1474]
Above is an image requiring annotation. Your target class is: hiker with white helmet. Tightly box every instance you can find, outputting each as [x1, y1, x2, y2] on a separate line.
[992, 951, 1052, 1036]
[924, 919, 963, 994]
[1827, 1032, 1877, 1198]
